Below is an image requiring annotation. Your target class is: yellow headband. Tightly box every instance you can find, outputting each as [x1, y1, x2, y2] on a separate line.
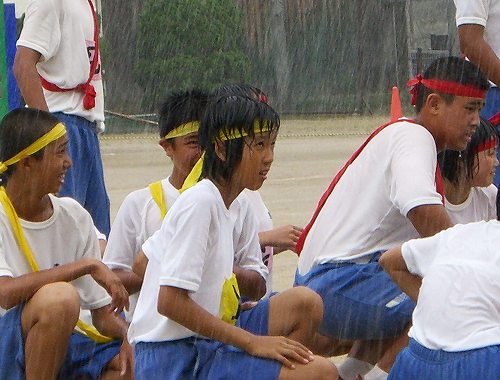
[0, 123, 67, 174]
[217, 120, 273, 141]
[161, 121, 200, 141]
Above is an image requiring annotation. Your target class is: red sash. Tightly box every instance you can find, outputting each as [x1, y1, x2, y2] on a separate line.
[39, 0, 99, 110]
[489, 112, 500, 127]
[295, 119, 445, 255]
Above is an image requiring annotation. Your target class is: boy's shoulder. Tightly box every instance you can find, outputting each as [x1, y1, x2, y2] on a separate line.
[53, 195, 94, 225]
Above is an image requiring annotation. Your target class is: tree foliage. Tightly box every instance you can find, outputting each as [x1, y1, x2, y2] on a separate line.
[135, 0, 250, 110]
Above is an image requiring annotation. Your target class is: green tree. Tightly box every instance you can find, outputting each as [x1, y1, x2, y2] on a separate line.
[136, 0, 250, 110]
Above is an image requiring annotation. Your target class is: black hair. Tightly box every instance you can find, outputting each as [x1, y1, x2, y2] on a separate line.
[438, 117, 498, 185]
[414, 56, 490, 113]
[213, 84, 268, 104]
[199, 95, 279, 184]
[0, 108, 61, 183]
[158, 89, 209, 140]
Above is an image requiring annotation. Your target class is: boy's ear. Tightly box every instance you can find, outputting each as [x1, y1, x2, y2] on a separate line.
[159, 139, 174, 159]
[214, 139, 227, 162]
[426, 93, 443, 115]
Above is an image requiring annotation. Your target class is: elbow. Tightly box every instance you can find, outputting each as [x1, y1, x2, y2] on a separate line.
[0, 288, 17, 310]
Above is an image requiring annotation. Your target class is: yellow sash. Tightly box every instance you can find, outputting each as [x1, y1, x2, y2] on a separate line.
[219, 273, 241, 325]
[179, 154, 204, 194]
[0, 187, 112, 343]
[148, 181, 167, 219]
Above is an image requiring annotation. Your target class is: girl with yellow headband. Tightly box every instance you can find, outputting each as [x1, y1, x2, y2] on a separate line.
[438, 117, 499, 223]
[129, 95, 337, 379]
[0, 108, 133, 379]
[103, 89, 208, 322]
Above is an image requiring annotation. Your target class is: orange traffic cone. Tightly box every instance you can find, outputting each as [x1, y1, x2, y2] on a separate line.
[390, 86, 403, 121]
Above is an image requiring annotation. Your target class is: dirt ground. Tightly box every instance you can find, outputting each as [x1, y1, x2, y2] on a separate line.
[100, 115, 387, 292]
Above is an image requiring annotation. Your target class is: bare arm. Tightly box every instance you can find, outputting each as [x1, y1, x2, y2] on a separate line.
[458, 24, 500, 85]
[157, 285, 314, 369]
[92, 306, 133, 377]
[0, 258, 129, 312]
[131, 251, 148, 281]
[258, 224, 303, 254]
[113, 269, 143, 295]
[407, 204, 452, 238]
[233, 265, 266, 301]
[13, 46, 49, 110]
[379, 246, 421, 301]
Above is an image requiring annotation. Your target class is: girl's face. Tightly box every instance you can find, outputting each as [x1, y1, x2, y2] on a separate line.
[232, 130, 277, 191]
[471, 146, 498, 187]
[35, 135, 72, 194]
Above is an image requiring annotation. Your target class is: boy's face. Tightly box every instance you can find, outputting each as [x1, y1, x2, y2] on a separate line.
[233, 130, 277, 191]
[35, 135, 72, 194]
[439, 96, 483, 151]
[165, 131, 202, 180]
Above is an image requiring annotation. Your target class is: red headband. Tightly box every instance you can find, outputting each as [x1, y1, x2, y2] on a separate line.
[407, 74, 487, 106]
[473, 137, 497, 154]
[489, 113, 500, 127]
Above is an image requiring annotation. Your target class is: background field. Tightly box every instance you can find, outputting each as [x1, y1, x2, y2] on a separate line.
[101, 115, 388, 292]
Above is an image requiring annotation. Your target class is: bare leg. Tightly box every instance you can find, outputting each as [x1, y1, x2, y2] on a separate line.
[346, 325, 410, 372]
[21, 282, 80, 380]
[376, 324, 410, 372]
[279, 355, 339, 380]
[99, 355, 133, 380]
[268, 286, 352, 356]
[268, 287, 323, 346]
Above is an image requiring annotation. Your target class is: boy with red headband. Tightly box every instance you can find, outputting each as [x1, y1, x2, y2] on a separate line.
[294, 56, 489, 380]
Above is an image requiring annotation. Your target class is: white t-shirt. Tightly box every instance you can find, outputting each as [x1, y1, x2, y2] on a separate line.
[103, 177, 179, 321]
[0, 195, 111, 316]
[128, 179, 267, 344]
[240, 189, 274, 296]
[298, 121, 442, 274]
[402, 220, 500, 351]
[17, 0, 105, 125]
[454, 0, 500, 87]
[445, 184, 497, 224]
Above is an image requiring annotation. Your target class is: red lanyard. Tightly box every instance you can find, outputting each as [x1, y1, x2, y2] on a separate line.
[39, 0, 99, 110]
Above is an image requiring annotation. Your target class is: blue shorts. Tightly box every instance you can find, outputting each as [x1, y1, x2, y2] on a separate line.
[237, 296, 272, 335]
[388, 338, 500, 379]
[0, 305, 121, 379]
[294, 253, 415, 340]
[53, 112, 110, 236]
[135, 337, 281, 380]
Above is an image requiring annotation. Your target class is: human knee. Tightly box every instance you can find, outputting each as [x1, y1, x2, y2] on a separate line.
[289, 287, 323, 317]
[306, 356, 339, 379]
[29, 282, 80, 326]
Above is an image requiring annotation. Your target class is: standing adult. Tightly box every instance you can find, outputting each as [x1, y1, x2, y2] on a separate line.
[454, 0, 500, 184]
[13, 0, 110, 235]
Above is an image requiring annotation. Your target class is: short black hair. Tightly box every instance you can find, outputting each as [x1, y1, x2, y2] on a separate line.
[158, 89, 209, 139]
[213, 84, 268, 104]
[0, 108, 61, 182]
[438, 117, 498, 185]
[414, 56, 489, 113]
[199, 95, 279, 183]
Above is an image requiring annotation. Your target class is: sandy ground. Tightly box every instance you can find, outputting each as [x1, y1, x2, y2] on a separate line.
[100, 115, 387, 293]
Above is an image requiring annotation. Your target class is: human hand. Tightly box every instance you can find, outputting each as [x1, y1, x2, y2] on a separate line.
[90, 261, 130, 313]
[244, 335, 314, 369]
[118, 339, 134, 378]
[261, 225, 303, 253]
